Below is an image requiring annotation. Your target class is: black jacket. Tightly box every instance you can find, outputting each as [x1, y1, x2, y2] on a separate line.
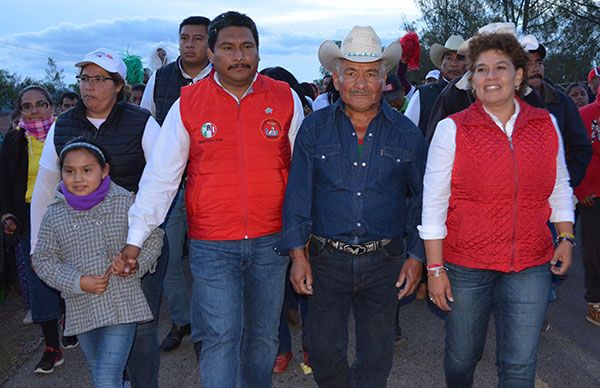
[0, 129, 30, 232]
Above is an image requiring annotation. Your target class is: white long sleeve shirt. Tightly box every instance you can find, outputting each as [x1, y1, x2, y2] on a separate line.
[29, 117, 161, 253]
[140, 60, 213, 117]
[418, 100, 574, 240]
[126, 72, 305, 247]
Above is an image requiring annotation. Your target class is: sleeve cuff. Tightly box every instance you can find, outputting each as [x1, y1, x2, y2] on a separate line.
[550, 210, 575, 224]
[72, 275, 85, 295]
[127, 228, 149, 248]
[417, 224, 447, 240]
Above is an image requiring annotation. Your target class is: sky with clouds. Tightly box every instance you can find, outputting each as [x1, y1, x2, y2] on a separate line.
[0, 0, 420, 85]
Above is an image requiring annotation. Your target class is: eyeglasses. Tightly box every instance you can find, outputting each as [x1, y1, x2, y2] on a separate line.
[76, 75, 115, 85]
[20, 101, 49, 112]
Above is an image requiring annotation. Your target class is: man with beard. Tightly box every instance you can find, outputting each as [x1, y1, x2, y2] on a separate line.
[140, 15, 212, 355]
[404, 35, 466, 135]
[120, 11, 304, 387]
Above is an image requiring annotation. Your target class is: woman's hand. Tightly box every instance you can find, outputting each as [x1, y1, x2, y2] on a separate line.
[111, 252, 135, 277]
[551, 241, 572, 276]
[2, 216, 17, 234]
[428, 271, 454, 311]
[80, 274, 109, 294]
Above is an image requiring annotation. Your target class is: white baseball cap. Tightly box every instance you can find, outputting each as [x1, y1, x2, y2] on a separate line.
[75, 48, 127, 80]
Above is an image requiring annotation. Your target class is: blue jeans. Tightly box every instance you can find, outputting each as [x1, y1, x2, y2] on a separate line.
[126, 233, 169, 388]
[162, 187, 191, 326]
[79, 323, 137, 388]
[305, 237, 404, 388]
[24, 230, 62, 322]
[189, 233, 288, 388]
[277, 269, 308, 354]
[444, 262, 551, 388]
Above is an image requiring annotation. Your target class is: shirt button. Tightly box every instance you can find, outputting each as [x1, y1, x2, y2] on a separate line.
[357, 192, 361, 196]
[368, 133, 373, 137]
[396, 158, 401, 162]
[244, 235, 249, 240]
[321, 155, 326, 159]
[356, 222, 362, 227]
[351, 132, 356, 136]
[353, 162, 358, 166]
[361, 162, 367, 167]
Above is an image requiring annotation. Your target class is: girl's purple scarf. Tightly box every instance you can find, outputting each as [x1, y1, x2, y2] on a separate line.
[61, 176, 111, 211]
[19, 117, 54, 142]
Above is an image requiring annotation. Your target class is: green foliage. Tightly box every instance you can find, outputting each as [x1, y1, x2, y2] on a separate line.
[414, 0, 600, 84]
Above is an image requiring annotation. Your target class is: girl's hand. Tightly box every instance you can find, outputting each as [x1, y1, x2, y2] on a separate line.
[80, 274, 109, 294]
[551, 241, 572, 276]
[427, 271, 454, 312]
[111, 253, 134, 277]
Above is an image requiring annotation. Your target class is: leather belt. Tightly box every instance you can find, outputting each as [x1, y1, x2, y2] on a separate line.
[312, 235, 391, 256]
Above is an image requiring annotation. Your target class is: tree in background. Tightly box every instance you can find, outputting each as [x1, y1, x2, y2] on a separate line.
[414, 0, 600, 84]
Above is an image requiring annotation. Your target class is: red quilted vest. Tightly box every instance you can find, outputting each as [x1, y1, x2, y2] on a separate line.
[180, 73, 293, 240]
[444, 99, 558, 272]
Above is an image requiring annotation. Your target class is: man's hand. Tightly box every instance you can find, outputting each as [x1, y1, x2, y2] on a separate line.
[80, 274, 109, 294]
[110, 252, 133, 277]
[396, 258, 422, 299]
[120, 244, 140, 275]
[580, 194, 596, 207]
[2, 217, 17, 234]
[428, 271, 454, 311]
[289, 248, 313, 295]
[551, 241, 572, 276]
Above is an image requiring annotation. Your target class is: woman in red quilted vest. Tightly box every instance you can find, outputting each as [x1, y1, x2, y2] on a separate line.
[419, 32, 575, 387]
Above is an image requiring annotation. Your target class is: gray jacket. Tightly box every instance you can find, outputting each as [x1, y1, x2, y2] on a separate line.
[32, 182, 164, 336]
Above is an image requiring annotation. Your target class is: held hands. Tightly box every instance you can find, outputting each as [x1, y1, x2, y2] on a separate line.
[80, 273, 109, 295]
[396, 258, 422, 299]
[289, 248, 313, 295]
[551, 241, 572, 276]
[117, 244, 140, 276]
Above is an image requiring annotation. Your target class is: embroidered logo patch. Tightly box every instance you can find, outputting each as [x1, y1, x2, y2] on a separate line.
[260, 118, 283, 141]
[200, 122, 217, 139]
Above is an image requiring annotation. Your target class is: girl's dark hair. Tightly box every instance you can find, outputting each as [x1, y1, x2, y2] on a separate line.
[59, 137, 109, 169]
[467, 33, 529, 96]
[325, 77, 340, 105]
[12, 85, 52, 119]
[259, 66, 312, 113]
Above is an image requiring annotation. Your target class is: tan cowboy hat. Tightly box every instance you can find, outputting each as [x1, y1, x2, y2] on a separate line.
[318, 26, 402, 74]
[429, 35, 465, 69]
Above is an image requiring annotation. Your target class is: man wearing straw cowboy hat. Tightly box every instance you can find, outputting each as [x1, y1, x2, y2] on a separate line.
[277, 26, 426, 387]
[404, 34, 466, 135]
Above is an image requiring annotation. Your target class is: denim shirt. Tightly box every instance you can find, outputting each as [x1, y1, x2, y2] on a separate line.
[277, 99, 426, 261]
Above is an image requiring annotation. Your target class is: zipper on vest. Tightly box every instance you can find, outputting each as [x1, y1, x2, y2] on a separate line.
[237, 102, 250, 239]
[508, 136, 518, 271]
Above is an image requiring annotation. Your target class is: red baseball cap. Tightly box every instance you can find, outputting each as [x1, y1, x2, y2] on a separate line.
[588, 67, 600, 82]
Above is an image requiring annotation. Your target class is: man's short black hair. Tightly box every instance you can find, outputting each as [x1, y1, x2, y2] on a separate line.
[179, 16, 211, 34]
[207, 11, 259, 52]
[59, 91, 79, 104]
[131, 83, 145, 93]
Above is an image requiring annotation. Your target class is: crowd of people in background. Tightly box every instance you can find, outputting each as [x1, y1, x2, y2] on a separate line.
[0, 10, 599, 388]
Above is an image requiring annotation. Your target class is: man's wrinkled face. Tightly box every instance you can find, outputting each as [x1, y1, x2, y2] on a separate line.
[440, 51, 466, 80]
[527, 51, 544, 89]
[333, 59, 385, 114]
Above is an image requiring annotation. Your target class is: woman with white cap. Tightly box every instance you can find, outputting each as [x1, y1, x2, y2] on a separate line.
[30, 48, 164, 388]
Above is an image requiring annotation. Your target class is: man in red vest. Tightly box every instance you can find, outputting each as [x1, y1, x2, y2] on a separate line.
[119, 11, 304, 387]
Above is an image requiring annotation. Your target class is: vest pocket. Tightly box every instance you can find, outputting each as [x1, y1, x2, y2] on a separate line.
[312, 144, 343, 185]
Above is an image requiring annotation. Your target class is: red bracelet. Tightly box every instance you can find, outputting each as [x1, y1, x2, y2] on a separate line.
[426, 263, 444, 270]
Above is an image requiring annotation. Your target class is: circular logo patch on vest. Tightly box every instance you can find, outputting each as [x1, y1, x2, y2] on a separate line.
[201, 122, 217, 139]
[260, 118, 283, 141]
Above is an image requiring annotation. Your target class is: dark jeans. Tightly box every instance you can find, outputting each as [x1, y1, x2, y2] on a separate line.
[278, 269, 308, 354]
[305, 237, 403, 388]
[580, 199, 600, 303]
[444, 262, 551, 388]
[126, 233, 168, 388]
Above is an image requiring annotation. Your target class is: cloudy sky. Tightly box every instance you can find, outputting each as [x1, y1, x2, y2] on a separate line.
[0, 0, 420, 85]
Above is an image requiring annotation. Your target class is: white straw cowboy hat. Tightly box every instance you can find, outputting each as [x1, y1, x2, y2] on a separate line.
[318, 26, 402, 74]
[429, 35, 465, 69]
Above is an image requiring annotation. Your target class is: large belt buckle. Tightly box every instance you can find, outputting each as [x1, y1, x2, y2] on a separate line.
[343, 244, 367, 255]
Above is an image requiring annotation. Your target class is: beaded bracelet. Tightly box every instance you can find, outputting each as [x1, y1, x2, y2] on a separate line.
[555, 233, 575, 247]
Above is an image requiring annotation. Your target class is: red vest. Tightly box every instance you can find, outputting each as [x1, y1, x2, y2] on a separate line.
[180, 73, 293, 240]
[444, 99, 558, 272]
